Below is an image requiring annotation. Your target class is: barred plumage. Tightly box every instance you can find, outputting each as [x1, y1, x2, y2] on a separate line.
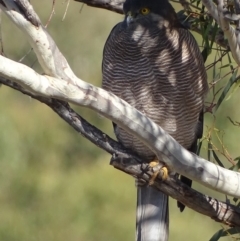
[103, 19, 208, 160]
[102, 0, 208, 240]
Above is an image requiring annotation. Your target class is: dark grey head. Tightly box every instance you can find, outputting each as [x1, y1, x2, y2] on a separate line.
[123, 0, 182, 28]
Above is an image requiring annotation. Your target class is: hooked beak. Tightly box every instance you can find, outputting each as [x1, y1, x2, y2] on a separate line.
[126, 11, 136, 25]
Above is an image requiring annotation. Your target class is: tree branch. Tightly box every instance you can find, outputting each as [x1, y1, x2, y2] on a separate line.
[2, 76, 240, 227]
[200, 0, 240, 65]
[1, 0, 240, 199]
[75, 0, 123, 13]
[217, 0, 240, 65]
[74, 0, 229, 49]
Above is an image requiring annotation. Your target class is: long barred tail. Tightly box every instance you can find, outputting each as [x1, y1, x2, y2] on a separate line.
[136, 186, 169, 241]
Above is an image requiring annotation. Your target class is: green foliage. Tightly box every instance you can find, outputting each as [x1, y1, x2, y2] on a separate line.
[209, 227, 240, 241]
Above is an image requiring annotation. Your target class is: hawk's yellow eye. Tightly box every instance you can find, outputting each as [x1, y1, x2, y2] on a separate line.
[140, 7, 150, 15]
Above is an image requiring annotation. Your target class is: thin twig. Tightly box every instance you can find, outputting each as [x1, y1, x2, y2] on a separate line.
[45, 0, 56, 28]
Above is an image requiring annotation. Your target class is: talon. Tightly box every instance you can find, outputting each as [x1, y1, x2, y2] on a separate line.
[148, 160, 168, 185]
[161, 166, 168, 180]
[149, 170, 160, 185]
[149, 160, 159, 168]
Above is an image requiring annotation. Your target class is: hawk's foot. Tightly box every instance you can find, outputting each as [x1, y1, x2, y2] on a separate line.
[148, 160, 168, 185]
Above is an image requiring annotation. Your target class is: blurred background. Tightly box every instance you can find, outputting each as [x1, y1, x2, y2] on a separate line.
[0, 0, 239, 240]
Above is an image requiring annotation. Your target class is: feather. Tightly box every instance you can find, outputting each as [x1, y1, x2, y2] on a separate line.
[102, 0, 208, 240]
[136, 186, 169, 241]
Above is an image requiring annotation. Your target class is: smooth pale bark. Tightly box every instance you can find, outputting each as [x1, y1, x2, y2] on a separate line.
[2, 77, 240, 227]
[0, 0, 240, 198]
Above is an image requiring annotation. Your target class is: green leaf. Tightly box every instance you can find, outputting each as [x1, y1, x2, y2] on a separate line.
[227, 52, 234, 72]
[209, 227, 240, 241]
[212, 150, 224, 167]
[196, 0, 202, 8]
[219, 63, 234, 69]
[224, 227, 240, 236]
[207, 140, 212, 161]
[197, 140, 202, 155]
[210, 22, 219, 49]
[212, 55, 221, 94]
[233, 197, 238, 203]
[201, 47, 209, 62]
[234, 156, 240, 161]
[209, 229, 225, 241]
[200, 17, 214, 62]
[225, 76, 240, 101]
[215, 68, 238, 112]
[229, 157, 240, 171]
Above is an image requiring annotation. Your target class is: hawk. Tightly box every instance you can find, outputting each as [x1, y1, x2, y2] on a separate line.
[102, 0, 208, 240]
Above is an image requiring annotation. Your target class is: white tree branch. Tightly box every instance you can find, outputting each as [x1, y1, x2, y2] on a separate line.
[1, 0, 240, 199]
[201, 0, 240, 65]
[2, 77, 240, 226]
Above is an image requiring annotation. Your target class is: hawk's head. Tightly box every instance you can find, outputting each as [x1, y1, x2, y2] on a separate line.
[123, 0, 181, 28]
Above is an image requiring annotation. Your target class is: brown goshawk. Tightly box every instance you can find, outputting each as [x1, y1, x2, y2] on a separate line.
[102, 0, 208, 240]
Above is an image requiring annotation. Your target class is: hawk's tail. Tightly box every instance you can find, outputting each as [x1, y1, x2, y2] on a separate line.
[136, 186, 169, 241]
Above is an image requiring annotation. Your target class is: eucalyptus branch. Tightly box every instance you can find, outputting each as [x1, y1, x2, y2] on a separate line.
[74, 0, 123, 13]
[217, 0, 240, 65]
[1, 0, 240, 199]
[200, 0, 240, 65]
[1, 76, 240, 227]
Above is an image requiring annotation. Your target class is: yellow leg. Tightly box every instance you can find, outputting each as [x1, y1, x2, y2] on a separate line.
[148, 159, 168, 185]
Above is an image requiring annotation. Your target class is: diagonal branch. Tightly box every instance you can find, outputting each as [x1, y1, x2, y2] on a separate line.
[200, 0, 240, 65]
[217, 0, 240, 65]
[1, 76, 240, 227]
[1, 0, 240, 199]
[75, 0, 123, 13]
